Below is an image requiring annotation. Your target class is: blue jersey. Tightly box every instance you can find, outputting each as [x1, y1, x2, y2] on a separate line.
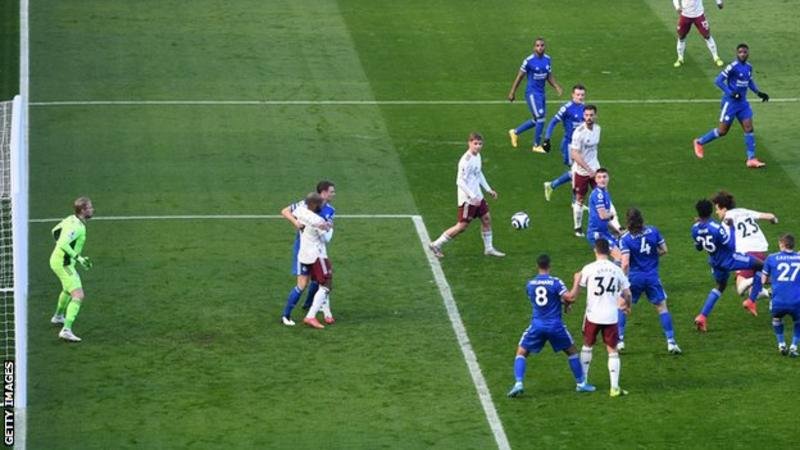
[545, 101, 584, 143]
[587, 187, 612, 237]
[716, 60, 760, 103]
[691, 219, 736, 267]
[520, 53, 552, 94]
[619, 226, 664, 276]
[526, 274, 567, 328]
[762, 251, 800, 309]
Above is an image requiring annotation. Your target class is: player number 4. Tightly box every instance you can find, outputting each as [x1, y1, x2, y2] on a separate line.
[639, 238, 651, 255]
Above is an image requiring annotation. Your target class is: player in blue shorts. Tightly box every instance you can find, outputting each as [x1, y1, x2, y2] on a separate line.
[507, 254, 595, 397]
[691, 199, 764, 331]
[693, 43, 770, 168]
[543, 84, 586, 202]
[280, 181, 336, 326]
[761, 234, 800, 357]
[586, 168, 622, 259]
[618, 208, 681, 354]
[507, 37, 563, 154]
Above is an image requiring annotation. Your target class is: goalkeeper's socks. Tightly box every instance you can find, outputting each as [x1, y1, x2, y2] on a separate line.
[659, 311, 675, 341]
[551, 170, 571, 189]
[513, 355, 526, 382]
[700, 289, 721, 317]
[698, 129, 719, 145]
[515, 119, 534, 135]
[772, 318, 784, 345]
[56, 291, 71, 316]
[567, 354, 583, 383]
[302, 282, 320, 310]
[283, 286, 303, 318]
[64, 298, 82, 329]
[744, 132, 756, 160]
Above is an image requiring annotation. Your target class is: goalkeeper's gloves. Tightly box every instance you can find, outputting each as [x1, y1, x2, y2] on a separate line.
[76, 255, 93, 270]
[757, 91, 770, 102]
[542, 139, 551, 153]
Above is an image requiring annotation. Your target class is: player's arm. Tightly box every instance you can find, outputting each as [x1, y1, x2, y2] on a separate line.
[295, 208, 331, 231]
[55, 226, 80, 259]
[619, 288, 632, 315]
[658, 241, 668, 256]
[620, 251, 630, 275]
[672, 0, 681, 12]
[281, 204, 303, 231]
[478, 173, 497, 199]
[545, 106, 565, 140]
[547, 72, 563, 96]
[570, 144, 594, 176]
[715, 71, 735, 97]
[749, 79, 769, 102]
[507, 70, 525, 102]
[757, 212, 778, 224]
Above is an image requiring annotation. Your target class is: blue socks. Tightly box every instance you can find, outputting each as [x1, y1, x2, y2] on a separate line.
[551, 170, 571, 189]
[534, 119, 545, 145]
[567, 354, 583, 383]
[302, 282, 319, 309]
[617, 310, 627, 343]
[515, 120, 535, 135]
[698, 129, 719, 145]
[772, 318, 785, 345]
[659, 311, 675, 341]
[749, 275, 763, 302]
[514, 355, 527, 382]
[744, 132, 755, 159]
[283, 286, 303, 317]
[793, 322, 800, 347]
[701, 289, 722, 317]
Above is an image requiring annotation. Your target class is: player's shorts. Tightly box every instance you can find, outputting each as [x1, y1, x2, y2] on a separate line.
[769, 304, 800, 321]
[560, 138, 572, 166]
[736, 251, 767, 278]
[711, 253, 760, 283]
[525, 90, 546, 121]
[583, 318, 619, 348]
[518, 323, 575, 354]
[572, 172, 597, 198]
[628, 273, 667, 305]
[677, 14, 710, 39]
[719, 98, 753, 125]
[305, 258, 333, 286]
[457, 199, 489, 223]
[587, 231, 619, 250]
[50, 262, 82, 293]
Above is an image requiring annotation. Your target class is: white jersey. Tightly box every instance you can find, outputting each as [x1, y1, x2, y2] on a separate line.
[724, 208, 769, 253]
[294, 206, 329, 264]
[456, 150, 491, 205]
[570, 123, 601, 177]
[674, 0, 721, 19]
[580, 259, 630, 325]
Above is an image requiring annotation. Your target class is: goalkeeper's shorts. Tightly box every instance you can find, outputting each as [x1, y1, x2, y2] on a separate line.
[50, 261, 82, 293]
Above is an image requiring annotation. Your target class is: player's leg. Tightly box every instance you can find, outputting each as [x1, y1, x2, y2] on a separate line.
[694, 16, 722, 65]
[304, 261, 330, 329]
[739, 114, 765, 167]
[653, 291, 680, 353]
[696, 270, 727, 331]
[532, 96, 547, 151]
[572, 174, 589, 237]
[674, 16, 691, 67]
[695, 103, 732, 157]
[741, 256, 764, 315]
[301, 281, 319, 310]
[430, 206, 472, 257]
[282, 271, 309, 325]
[54, 265, 84, 342]
[49, 262, 71, 324]
[772, 312, 787, 355]
[618, 282, 642, 351]
[319, 262, 335, 324]
[513, 93, 538, 136]
[580, 320, 597, 383]
[479, 202, 504, 257]
[602, 326, 625, 396]
[509, 327, 537, 397]
[790, 310, 800, 357]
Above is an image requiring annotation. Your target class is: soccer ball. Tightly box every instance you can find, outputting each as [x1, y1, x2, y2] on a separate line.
[511, 211, 530, 230]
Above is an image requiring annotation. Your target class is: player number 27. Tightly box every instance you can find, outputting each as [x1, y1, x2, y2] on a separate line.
[776, 262, 800, 282]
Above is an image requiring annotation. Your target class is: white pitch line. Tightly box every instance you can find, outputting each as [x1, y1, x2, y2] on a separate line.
[29, 98, 800, 107]
[411, 215, 511, 450]
[29, 214, 415, 223]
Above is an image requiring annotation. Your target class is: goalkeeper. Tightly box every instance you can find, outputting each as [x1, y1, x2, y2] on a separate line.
[49, 197, 94, 342]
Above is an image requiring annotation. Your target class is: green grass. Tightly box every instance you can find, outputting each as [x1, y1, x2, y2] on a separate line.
[25, 1, 800, 448]
[1, 0, 19, 99]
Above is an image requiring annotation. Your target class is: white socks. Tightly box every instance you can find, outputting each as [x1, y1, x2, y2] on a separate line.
[608, 352, 621, 390]
[705, 36, 719, 60]
[573, 202, 584, 230]
[306, 286, 330, 319]
[433, 233, 451, 248]
[580, 345, 593, 381]
[677, 39, 686, 59]
[482, 231, 493, 251]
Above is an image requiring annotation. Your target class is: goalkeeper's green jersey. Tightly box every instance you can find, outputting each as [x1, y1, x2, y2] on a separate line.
[50, 215, 87, 267]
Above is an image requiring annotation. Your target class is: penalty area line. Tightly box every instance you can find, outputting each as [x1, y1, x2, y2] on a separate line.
[411, 215, 511, 450]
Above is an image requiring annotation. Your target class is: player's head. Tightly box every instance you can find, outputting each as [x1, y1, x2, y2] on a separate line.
[468, 132, 484, 153]
[571, 84, 586, 104]
[536, 254, 551, 272]
[304, 192, 324, 213]
[626, 207, 644, 234]
[736, 43, 749, 62]
[594, 167, 609, 187]
[317, 180, 336, 203]
[779, 233, 795, 251]
[583, 105, 597, 125]
[594, 238, 611, 257]
[533, 37, 546, 55]
[74, 196, 94, 220]
[695, 199, 713, 220]
[711, 191, 735, 217]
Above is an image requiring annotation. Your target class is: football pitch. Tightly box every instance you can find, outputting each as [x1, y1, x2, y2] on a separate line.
[18, 0, 800, 448]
